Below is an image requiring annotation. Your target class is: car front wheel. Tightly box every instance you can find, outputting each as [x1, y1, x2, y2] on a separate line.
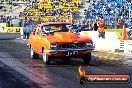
[42, 49, 51, 65]
[31, 48, 39, 59]
[82, 53, 91, 65]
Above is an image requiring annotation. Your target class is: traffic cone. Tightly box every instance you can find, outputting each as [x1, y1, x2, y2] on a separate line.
[121, 25, 128, 40]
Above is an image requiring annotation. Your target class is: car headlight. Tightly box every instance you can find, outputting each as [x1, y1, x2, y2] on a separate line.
[50, 44, 57, 50]
[86, 42, 93, 47]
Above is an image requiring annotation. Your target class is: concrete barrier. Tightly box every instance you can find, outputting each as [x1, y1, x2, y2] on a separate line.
[92, 39, 132, 53]
[80, 31, 120, 52]
[93, 39, 120, 52]
[80, 31, 132, 53]
[80, 31, 118, 40]
[124, 41, 132, 55]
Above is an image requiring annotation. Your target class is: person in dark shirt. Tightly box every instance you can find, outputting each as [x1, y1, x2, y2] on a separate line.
[7, 19, 10, 27]
[93, 22, 98, 31]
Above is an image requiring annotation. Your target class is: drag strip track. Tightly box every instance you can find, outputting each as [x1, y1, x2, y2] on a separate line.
[0, 34, 132, 88]
[0, 61, 39, 88]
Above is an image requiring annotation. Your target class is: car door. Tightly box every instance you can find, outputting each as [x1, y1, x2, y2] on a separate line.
[33, 28, 41, 53]
[37, 27, 48, 54]
[29, 30, 37, 50]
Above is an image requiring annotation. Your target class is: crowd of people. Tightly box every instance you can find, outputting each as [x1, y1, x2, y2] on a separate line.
[19, 0, 78, 22]
[1, 0, 131, 30]
[0, 15, 33, 27]
[0, 16, 17, 27]
[85, 0, 132, 29]
[0, 0, 78, 27]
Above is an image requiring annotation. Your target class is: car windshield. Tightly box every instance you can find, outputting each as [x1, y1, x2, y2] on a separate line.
[42, 24, 71, 33]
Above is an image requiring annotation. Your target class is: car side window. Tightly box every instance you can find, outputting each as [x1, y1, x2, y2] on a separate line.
[42, 26, 51, 34]
[42, 27, 47, 34]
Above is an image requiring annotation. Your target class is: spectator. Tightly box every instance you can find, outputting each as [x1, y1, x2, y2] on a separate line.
[93, 21, 98, 31]
[97, 18, 105, 39]
[85, 0, 131, 29]
[7, 19, 10, 27]
[19, 20, 22, 27]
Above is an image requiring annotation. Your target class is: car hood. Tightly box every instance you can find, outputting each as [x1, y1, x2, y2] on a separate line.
[46, 32, 92, 43]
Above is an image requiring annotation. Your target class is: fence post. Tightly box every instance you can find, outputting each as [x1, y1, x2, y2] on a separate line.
[20, 27, 24, 39]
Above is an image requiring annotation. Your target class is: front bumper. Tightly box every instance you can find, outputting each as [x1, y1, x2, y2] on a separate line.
[46, 47, 94, 53]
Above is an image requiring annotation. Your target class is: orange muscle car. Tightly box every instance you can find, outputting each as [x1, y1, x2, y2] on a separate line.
[28, 22, 94, 65]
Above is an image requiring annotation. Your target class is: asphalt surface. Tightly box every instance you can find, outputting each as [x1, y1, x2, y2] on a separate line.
[0, 33, 132, 88]
[0, 62, 36, 88]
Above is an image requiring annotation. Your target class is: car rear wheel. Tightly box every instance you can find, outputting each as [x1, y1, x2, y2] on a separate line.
[82, 53, 91, 65]
[43, 49, 51, 65]
[31, 48, 39, 59]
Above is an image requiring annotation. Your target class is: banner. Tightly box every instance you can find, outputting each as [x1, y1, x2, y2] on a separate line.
[0, 23, 20, 33]
[5, 27, 20, 33]
[0, 23, 6, 33]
